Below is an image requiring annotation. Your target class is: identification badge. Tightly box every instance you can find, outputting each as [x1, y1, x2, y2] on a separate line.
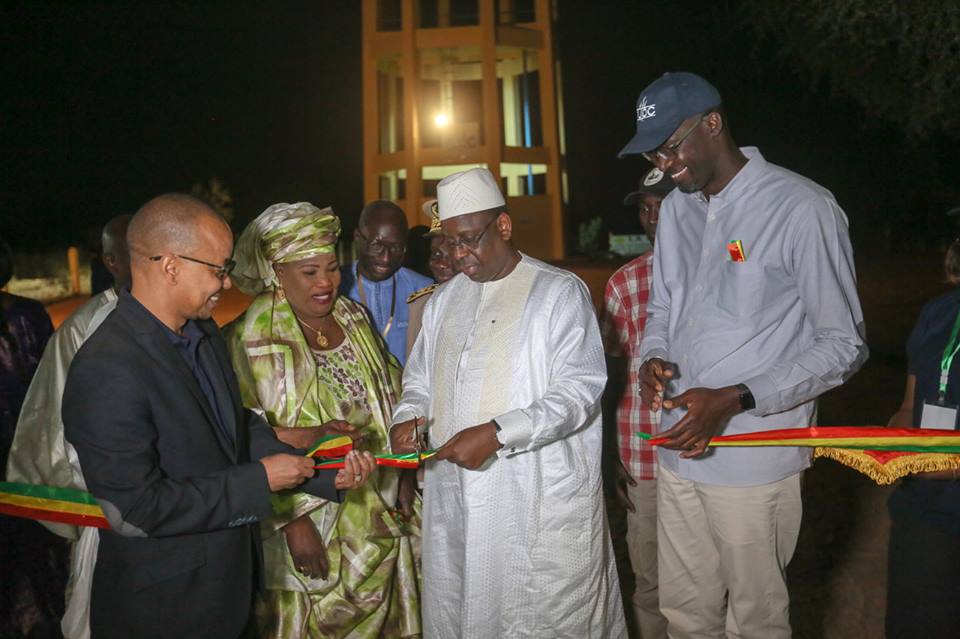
[920, 401, 959, 430]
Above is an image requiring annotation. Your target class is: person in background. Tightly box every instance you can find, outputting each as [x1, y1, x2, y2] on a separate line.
[339, 200, 433, 366]
[6, 215, 131, 639]
[0, 239, 54, 472]
[0, 238, 59, 639]
[226, 202, 421, 639]
[405, 200, 456, 361]
[885, 233, 960, 639]
[404, 224, 432, 279]
[601, 166, 674, 638]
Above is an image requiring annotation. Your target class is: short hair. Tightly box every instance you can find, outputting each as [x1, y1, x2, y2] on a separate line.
[127, 193, 221, 257]
[358, 200, 407, 233]
[946, 237, 960, 286]
[101, 214, 133, 258]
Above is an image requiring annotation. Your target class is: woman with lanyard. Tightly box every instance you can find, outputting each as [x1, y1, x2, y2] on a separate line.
[885, 236, 960, 639]
[225, 203, 421, 639]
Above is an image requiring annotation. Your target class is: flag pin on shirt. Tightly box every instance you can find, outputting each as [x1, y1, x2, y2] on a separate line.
[727, 240, 747, 262]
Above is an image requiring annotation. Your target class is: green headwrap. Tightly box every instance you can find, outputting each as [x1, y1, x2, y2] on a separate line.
[232, 202, 341, 296]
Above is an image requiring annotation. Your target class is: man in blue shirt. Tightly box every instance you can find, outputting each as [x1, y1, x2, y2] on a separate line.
[341, 200, 433, 365]
[621, 73, 867, 638]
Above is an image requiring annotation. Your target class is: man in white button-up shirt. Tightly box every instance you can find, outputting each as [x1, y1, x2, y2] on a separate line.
[620, 72, 868, 638]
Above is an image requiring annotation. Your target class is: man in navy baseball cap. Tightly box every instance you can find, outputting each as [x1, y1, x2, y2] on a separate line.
[618, 72, 722, 158]
[622, 70, 867, 639]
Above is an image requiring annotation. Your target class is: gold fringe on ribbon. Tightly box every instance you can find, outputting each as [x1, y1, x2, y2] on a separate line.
[814, 447, 960, 485]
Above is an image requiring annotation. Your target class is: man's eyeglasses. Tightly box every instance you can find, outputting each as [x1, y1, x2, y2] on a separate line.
[642, 114, 708, 164]
[149, 254, 236, 281]
[442, 215, 498, 251]
[356, 230, 406, 257]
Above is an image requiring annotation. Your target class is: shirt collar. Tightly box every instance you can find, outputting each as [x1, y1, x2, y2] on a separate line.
[709, 146, 767, 204]
[121, 288, 205, 350]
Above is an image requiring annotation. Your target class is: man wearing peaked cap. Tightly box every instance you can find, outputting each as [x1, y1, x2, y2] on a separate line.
[403, 199, 455, 361]
[390, 167, 627, 637]
[601, 165, 674, 639]
[621, 72, 867, 638]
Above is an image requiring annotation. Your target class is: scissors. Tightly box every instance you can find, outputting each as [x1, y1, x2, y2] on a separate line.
[413, 415, 422, 458]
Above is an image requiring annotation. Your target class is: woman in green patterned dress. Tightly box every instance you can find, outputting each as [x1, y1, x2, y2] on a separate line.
[225, 203, 420, 638]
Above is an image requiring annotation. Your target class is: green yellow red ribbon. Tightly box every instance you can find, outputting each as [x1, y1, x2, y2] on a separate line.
[306, 434, 356, 458]
[0, 481, 109, 529]
[313, 450, 437, 470]
[639, 427, 960, 452]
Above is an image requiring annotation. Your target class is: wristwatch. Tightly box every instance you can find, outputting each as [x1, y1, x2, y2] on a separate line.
[735, 383, 755, 411]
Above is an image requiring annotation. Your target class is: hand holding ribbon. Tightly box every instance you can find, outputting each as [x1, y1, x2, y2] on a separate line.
[435, 422, 502, 470]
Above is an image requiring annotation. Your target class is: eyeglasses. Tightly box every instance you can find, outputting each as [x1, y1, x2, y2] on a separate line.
[642, 114, 707, 164]
[356, 230, 406, 256]
[443, 215, 498, 251]
[149, 254, 236, 281]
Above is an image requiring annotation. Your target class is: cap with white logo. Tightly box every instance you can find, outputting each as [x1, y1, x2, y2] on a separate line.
[623, 167, 676, 206]
[618, 72, 722, 158]
[436, 168, 506, 222]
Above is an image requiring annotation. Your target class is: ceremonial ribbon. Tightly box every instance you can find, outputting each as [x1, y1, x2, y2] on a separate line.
[0, 446, 438, 529]
[306, 434, 356, 458]
[638, 427, 960, 485]
[0, 482, 110, 529]
[313, 450, 437, 470]
[638, 426, 960, 452]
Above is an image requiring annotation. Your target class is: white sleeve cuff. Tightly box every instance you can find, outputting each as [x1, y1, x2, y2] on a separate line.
[494, 409, 532, 458]
[741, 374, 778, 416]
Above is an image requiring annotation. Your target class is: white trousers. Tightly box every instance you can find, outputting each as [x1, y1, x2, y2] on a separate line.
[624, 479, 668, 638]
[657, 465, 802, 639]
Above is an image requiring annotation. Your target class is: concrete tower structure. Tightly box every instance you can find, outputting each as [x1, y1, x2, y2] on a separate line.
[362, 0, 568, 259]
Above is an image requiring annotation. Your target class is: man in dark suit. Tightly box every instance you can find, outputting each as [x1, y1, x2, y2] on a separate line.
[63, 194, 375, 639]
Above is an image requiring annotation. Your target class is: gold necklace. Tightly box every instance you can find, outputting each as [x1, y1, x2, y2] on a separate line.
[295, 315, 329, 349]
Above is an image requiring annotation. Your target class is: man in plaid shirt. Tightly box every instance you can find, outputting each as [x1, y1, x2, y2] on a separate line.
[601, 166, 674, 638]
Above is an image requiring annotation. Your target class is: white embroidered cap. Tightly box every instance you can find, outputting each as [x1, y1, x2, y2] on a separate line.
[436, 168, 506, 222]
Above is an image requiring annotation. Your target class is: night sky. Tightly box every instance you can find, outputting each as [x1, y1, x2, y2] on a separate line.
[3, 1, 958, 251]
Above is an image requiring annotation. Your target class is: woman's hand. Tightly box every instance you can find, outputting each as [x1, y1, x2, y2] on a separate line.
[274, 420, 362, 451]
[334, 450, 376, 490]
[284, 515, 329, 580]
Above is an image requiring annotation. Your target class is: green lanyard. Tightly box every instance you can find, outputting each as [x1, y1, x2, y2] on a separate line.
[939, 308, 960, 401]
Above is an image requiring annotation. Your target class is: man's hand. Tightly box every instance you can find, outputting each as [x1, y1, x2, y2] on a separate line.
[333, 450, 377, 490]
[435, 422, 502, 470]
[261, 453, 316, 491]
[612, 458, 637, 513]
[273, 420, 361, 450]
[284, 515, 329, 580]
[390, 416, 426, 454]
[396, 470, 418, 518]
[639, 358, 676, 410]
[658, 386, 741, 458]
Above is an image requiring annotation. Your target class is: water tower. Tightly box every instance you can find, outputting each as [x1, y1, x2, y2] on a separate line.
[361, 0, 568, 259]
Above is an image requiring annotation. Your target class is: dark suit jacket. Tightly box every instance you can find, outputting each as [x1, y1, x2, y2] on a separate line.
[63, 292, 339, 639]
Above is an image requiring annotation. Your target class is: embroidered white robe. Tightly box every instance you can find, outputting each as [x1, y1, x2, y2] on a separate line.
[394, 255, 626, 638]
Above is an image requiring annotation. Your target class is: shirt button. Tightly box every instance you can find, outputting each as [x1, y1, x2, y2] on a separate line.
[695, 284, 703, 292]
[701, 249, 708, 257]
[708, 213, 716, 221]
